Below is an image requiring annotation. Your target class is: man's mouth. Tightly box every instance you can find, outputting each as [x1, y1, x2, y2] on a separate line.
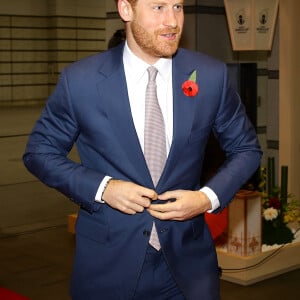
[161, 33, 177, 40]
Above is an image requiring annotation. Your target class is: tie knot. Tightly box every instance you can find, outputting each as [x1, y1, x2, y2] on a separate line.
[147, 66, 158, 83]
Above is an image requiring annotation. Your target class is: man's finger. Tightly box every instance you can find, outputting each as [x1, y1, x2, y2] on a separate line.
[148, 209, 180, 220]
[148, 201, 177, 212]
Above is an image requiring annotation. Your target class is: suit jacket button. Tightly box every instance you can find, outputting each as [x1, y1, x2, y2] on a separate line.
[143, 230, 150, 237]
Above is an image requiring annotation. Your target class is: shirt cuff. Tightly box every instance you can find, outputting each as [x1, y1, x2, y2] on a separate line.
[95, 176, 112, 203]
[200, 186, 220, 213]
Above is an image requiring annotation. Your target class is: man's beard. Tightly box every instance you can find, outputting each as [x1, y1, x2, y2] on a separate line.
[131, 19, 181, 59]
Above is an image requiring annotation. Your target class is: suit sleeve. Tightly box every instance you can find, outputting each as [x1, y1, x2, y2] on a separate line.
[205, 64, 262, 211]
[23, 69, 102, 213]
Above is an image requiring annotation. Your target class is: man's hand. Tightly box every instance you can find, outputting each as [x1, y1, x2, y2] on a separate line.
[147, 190, 212, 221]
[102, 179, 158, 215]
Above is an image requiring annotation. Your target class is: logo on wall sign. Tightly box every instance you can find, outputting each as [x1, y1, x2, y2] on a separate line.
[257, 9, 270, 33]
[235, 9, 249, 34]
[237, 13, 245, 25]
[260, 12, 267, 25]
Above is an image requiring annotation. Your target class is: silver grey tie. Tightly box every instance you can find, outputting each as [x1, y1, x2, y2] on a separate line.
[144, 66, 167, 251]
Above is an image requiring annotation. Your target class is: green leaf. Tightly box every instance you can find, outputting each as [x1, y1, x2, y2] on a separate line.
[189, 70, 197, 82]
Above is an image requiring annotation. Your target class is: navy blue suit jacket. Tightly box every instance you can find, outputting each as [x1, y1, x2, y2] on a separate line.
[24, 43, 261, 299]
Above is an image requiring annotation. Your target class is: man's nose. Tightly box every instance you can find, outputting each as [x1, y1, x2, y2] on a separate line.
[163, 8, 178, 28]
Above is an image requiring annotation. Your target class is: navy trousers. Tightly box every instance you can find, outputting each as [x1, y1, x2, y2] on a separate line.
[133, 245, 185, 300]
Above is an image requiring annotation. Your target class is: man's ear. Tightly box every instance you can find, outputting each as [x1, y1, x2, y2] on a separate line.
[118, 0, 133, 22]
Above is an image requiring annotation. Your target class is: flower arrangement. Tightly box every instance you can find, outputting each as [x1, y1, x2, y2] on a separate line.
[182, 70, 199, 97]
[259, 158, 300, 245]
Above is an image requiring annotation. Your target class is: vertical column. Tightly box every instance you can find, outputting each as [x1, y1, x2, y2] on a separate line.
[279, 0, 300, 199]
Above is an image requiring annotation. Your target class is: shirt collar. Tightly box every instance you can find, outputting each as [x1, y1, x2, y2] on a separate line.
[123, 42, 172, 82]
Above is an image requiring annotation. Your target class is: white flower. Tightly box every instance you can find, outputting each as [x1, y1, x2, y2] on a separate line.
[263, 207, 279, 221]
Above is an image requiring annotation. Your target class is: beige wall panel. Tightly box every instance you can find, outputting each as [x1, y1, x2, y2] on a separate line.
[76, 40, 104, 51]
[76, 2, 106, 18]
[11, 16, 48, 27]
[0, 87, 12, 101]
[77, 18, 105, 28]
[0, 63, 11, 73]
[48, 0, 105, 18]
[0, 40, 10, 50]
[52, 17, 77, 28]
[0, 0, 48, 15]
[11, 51, 49, 62]
[77, 29, 105, 40]
[0, 16, 10, 26]
[13, 85, 48, 100]
[12, 74, 49, 85]
[54, 51, 77, 62]
[53, 29, 77, 39]
[76, 51, 101, 60]
[12, 40, 49, 51]
[11, 28, 48, 39]
[0, 51, 11, 62]
[52, 40, 77, 50]
[12, 63, 48, 73]
[0, 28, 11, 39]
[0, 75, 11, 86]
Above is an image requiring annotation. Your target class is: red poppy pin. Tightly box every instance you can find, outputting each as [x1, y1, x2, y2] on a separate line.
[182, 70, 199, 97]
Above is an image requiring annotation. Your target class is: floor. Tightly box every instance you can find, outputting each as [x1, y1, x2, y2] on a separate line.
[1, 105, 300, 300]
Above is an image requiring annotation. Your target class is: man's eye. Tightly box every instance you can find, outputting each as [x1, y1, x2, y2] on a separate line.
[174, 4, 183, 12]
[153, 5, 163, 11]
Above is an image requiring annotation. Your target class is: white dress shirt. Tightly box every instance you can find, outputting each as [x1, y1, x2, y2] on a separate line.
[95, 42, 220, 212]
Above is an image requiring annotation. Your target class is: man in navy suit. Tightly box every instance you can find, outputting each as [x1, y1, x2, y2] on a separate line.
[23, 0, 261, 299]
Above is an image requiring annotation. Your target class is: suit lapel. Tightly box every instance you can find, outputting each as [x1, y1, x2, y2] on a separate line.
[96, 45, 153, 187]
[158, 50, 198, 190]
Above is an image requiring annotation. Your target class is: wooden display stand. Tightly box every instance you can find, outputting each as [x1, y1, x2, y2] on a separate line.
[217, 242, 300, 285]
[218, 190, 300, 285]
